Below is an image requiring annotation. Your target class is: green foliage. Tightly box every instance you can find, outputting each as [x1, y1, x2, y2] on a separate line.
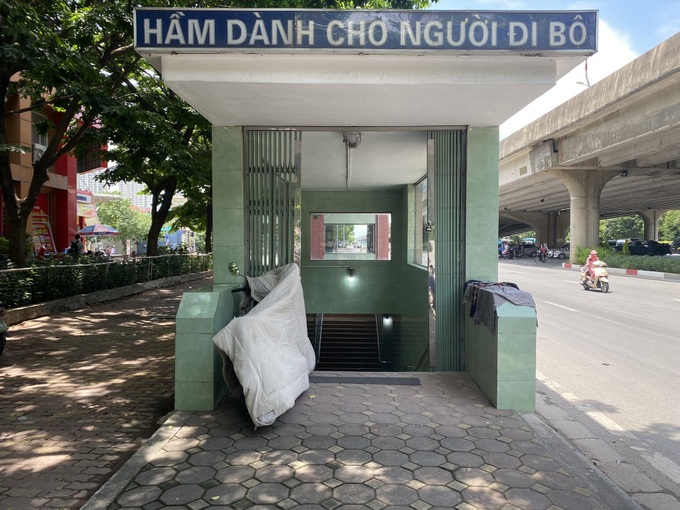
[622, 239, 630, 256]
[0, 254, 212, 309]
[0, 237, 8, 254]
[602, 252, 680, 274]
[659, 210, 680, 241]
[600, 216, 643, 242]
[573, 245, 613, 265]
[96, 199, 152, 242]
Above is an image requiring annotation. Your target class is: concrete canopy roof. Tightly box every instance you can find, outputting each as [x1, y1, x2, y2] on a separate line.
[138, 48, 587, 190]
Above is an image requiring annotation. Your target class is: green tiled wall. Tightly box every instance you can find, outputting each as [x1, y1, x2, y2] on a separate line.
[301, 189, 407, 315]
[465, 301, 537, 412]
[175, 285, 239, 411]
[212, 126, 246, 285]
[465, 126, 500, 283]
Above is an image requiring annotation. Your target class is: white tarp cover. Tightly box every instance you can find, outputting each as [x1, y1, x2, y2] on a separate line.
[213, 264, 316, 427]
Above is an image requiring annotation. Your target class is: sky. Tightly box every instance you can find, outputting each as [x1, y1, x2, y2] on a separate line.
[429, 0, 680, 137]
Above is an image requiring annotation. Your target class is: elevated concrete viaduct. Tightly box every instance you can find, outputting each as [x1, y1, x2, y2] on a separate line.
[499, 32, 680, 260]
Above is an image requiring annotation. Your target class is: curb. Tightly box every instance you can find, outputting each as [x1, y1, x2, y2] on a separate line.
[522, 412, 643, 510]
[4, 270, 213, 326]
[562, 263, 680, 281]
[80, 411, 192, 510]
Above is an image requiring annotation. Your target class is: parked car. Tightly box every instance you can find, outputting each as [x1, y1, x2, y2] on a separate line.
[549, 243, 570, 259]
[612, 239, 671, 256]
[670, 237, 680, 254]
[521, 241, 539, 257]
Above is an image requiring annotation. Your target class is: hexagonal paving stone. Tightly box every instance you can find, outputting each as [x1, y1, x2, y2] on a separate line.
[299, 449, 334, 465]
[439, 436, 475, 452]
[413, 467, 454, 485]
[334, 465, 373, 483]
[203, 484, 247, 506]
[532, 470, 577, 490]
[405, 436, 440, 451]
[461, 486, 508, 508]
[466, 426, 501, 439]
[135, 467, 177, 486]
[419, 485, 463, 507]
[548, 488, 598, 509]
[267, 435, 304, 450]
[374, 466, 415, 484]
[521, 454, 562, 471]
[176, 466, 217, 484]
[373, 450, 410, 467]
[216, 465, 256, 484]
[245, 482, 291, 505]
[504, 487, 552, 510]
[332, 483, 376, 504]
[117, 486, 162, 507]
[254, 465, 295, 483]
[150, 451, 189, 467]
[455, 467, 495, 487]
[289, 482, 332, 504]
[375, 484, 419, 506]
[493, 468, 535, 488]
[301, 435, 336, 449]
[159, 484, 204, 506]
[337, 435, 370, 450]
[473, 438, 511, 453]
[482, 452, 523, 469]
[164, 437, 201, 451]
[335, 449, 372, 466]
[199, 436, 235, 451]
[409, 450, 447, 467]
[446, 451, 484, 468]
[187, 450, 227, 467]
[371, 436, 406, 450]
[294, 464, 334, 483]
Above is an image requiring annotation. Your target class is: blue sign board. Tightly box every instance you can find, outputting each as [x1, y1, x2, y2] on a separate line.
[134, 9, 597, 53]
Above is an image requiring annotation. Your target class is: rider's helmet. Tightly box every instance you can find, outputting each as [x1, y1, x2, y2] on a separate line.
[590, 250, 597, 255]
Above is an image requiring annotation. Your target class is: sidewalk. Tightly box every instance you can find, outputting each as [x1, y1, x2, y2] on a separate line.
[0, 277, 643, 510]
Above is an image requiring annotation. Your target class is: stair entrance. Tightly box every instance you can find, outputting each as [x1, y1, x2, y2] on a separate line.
[308, 314, 383, 371]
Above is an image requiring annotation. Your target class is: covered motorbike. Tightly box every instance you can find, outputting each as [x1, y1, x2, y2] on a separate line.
[580, 260, 610, 293]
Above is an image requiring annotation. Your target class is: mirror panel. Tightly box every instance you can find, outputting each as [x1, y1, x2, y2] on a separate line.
[310, 213, 391, 261]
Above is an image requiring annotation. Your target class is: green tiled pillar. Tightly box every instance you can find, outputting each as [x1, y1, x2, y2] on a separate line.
[213, 126, 245, 285]
[465, 302, 536, 412]
[173, 126, 246, 411]
[465, 126, 499, 283]
[175, 285, 237, 411]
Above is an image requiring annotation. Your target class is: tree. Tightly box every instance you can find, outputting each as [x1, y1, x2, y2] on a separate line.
[600, 215, 643, 242]
[96, 198, 152, 245]
[2, 0, 437, 264]
[659, 210, 680, 241]
[0, 0, 142, 265]
[98, 69, 212, 256]
[97, 0, 438, 257]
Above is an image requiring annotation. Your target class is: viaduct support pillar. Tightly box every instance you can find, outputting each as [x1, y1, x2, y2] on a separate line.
[552, 169, 618, 261]
[637, 209, 666, 241]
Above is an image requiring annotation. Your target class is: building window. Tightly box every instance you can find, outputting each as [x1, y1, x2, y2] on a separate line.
[77, 141, 105, 173]
[31, 112, 49, 162]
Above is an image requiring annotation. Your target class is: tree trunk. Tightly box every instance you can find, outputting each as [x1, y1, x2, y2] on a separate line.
[146, 176, 177, 256]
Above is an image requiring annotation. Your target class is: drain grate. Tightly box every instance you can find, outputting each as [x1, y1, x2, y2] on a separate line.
[310, 375, 420, 386]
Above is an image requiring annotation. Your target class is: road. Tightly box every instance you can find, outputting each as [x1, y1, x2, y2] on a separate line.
[497, 257, 680, 489]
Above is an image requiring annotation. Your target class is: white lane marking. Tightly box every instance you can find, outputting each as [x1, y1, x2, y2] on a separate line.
[641, 452, 680, 485]
[673, 298, 680, 302]
[544, 301, 578, 312]
[583, 410, 634, 437]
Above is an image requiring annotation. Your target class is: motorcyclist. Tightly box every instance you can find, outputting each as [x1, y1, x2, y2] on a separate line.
[539, 243, 548, 260]
[584, 250, 599, 282]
